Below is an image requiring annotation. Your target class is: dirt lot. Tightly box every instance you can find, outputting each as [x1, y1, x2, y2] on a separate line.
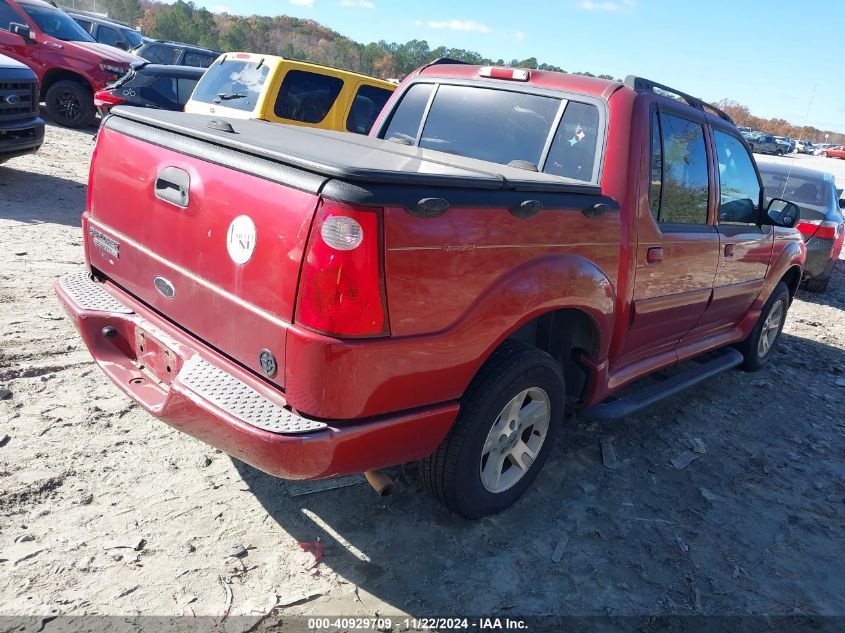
[1, 124, 844, 626]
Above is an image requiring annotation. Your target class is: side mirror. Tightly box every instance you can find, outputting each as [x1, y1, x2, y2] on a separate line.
[764, 198, 800, 228]
[10, 22, 33, 42]
[838, 198, 845, 210]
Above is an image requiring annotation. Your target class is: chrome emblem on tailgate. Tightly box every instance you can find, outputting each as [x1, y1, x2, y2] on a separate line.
[89, 227, 120, 259]
[154, 276, 176, 299]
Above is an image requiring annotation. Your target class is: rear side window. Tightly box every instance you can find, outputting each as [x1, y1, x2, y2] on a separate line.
[151, 76, 177, 102]
[648, 110, 662, 219]
[713, 130, 760, 224]
[183, 50, 216, 68]
[74, 18, 93, 33]
[274, 70, 344, 123]
[418, 85, 560, 168]
[346, 84, 392, 135]
[191, 60, 270, 112]
[654, 112, 710, 224]
[544, 101, 600, 182]
[177, 78, 198, 105]
[382, 83, 434, 144]
[141, 44, 180, 65]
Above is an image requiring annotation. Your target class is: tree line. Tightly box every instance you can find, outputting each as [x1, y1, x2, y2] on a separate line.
[71, 0, 842, 143]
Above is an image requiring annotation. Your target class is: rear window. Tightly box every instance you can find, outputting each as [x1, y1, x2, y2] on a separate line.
[274, 70, 344, 123]
[346, 84, 392, 135]
[760, 171, 833, 217]
[381, 83, 602, 182]
[191, 59, 269, 112]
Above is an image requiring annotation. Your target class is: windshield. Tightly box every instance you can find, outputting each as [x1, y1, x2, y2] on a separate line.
[22, 5, 95, 42]
[191, 59, 269, 112]
[122, 28, 143, 49]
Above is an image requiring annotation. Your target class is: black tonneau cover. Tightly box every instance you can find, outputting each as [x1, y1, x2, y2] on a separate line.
[105, 106, 601, 195]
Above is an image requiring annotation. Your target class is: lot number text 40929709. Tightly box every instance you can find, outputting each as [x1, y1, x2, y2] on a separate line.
[307, 617, 529, 630]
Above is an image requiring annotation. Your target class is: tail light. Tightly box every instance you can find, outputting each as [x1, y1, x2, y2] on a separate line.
[796, 219, 841, 241]
[295, 201, 388, 338]
[479, 66, 530, 81]
[94, 89, 126, 109]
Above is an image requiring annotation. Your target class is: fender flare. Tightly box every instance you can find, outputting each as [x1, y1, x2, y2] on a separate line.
[757, 238, 804, 308]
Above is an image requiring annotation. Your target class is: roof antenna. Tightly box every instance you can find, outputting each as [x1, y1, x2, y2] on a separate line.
[781, 83, 817, 194]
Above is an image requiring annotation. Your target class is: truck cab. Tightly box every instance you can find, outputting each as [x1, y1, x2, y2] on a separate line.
[184, 52, 396, 135]
[0, 0, 141, 127]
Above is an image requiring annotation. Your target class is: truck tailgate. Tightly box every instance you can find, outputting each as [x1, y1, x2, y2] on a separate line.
[87, 123, 326, 387]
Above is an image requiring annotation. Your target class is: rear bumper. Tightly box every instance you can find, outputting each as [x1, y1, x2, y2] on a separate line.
[804, 237, 839, 279]
[54, 271, 457, 480]
[0, 116, 44, 158]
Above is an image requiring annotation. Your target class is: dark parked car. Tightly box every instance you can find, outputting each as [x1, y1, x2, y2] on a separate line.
[760, 162, 844, 292]
[94, 62, 203, 116]
[0, 51, 43, 164]
[66, 9, 143, 52]
[748, 133, 786, 155]
[132, 39, 220, 68]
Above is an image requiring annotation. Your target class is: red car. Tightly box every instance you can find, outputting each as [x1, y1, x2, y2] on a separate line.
[55, 66, 805, 518]
[0, 0, 141, 127]
[820, 145, 845, 159]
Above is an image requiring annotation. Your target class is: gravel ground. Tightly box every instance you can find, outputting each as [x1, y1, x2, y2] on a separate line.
[0, 123, 844, 626]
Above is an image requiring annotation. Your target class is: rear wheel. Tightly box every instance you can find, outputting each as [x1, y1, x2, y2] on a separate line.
[45, 80, 96, 128]
[822, 152, 829, 158]
[776, 148, 784, 156]
[422, 340, 564, 518]
[805, 276, 830, 293]
[736, 282, 790, 371]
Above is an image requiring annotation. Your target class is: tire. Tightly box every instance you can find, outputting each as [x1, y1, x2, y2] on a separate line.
[776, 149, 784, 156]
[736, 281, 790, 371]
[45, 80, 96, 128]
[422, 340, 565, 518]
[822, 152, 829, 158]
[805, 276, 830, 293]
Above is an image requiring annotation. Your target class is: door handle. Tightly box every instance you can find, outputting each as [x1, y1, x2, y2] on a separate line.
[723, 243, 735, 258]
[155, 166, 190, 208]
[646, 247, 663, 264]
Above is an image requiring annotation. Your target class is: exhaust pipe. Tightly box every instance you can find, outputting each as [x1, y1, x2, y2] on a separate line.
[364, 470, 396, 496]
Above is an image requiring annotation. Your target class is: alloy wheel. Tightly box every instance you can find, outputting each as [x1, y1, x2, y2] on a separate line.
[758, 300, 784, 358]
[54, 91, 81, 122]
[479, 387, 551, 494]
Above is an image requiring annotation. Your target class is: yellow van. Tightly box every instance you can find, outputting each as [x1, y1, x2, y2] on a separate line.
[184, 52, 396, 135]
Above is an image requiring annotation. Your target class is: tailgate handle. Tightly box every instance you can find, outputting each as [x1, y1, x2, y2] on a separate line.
[155, 167, 190, 208]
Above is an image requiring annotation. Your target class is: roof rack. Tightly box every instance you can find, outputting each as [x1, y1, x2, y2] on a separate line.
[624, 75, 734, 125]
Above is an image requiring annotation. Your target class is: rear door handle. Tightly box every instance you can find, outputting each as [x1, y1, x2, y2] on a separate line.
[723, 243, 735, 258]
[646, 247, 663, 264]
[155, 166, 190, 208]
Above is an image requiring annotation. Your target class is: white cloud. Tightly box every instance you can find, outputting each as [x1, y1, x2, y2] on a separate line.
[578, 0, 633, 10]
[340, 0, 374, 7]
[289, 0, 314, 6]
[427, 19, 491, 33]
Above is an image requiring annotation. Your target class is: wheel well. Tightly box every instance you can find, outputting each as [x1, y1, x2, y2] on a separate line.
[780, 265, 802, 300]
[506, 308, 600, 404]
[40, 69, 92, 100]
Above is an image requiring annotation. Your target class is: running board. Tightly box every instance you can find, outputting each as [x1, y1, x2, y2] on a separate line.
[581, 348, 744, 421]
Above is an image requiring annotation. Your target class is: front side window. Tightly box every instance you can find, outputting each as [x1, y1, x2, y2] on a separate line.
[274, 70, 344, 123]
[346, 84, 392, 135]
[714, 130, 761, 224]
[20, 4, 94, 42]
[191, 59, 269, 112]
[656, 112, 709, 224]
[73, 18, 93, 33]
[97, 25, 122, 47]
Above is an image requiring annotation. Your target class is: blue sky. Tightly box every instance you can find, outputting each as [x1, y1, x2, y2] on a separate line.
[195, 0, 843, 133]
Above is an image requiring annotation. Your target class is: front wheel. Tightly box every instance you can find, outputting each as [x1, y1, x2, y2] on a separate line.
[822, 152, 829, 158]
[45, 80, 96, 128]
[422, 340, 564, 518]
[736, 281, 790, 371]
[776, 149, 784, 156]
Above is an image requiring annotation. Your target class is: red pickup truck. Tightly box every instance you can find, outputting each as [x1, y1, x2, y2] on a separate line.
[0, 0, 140, 127]
[55, 63, 805, 518]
